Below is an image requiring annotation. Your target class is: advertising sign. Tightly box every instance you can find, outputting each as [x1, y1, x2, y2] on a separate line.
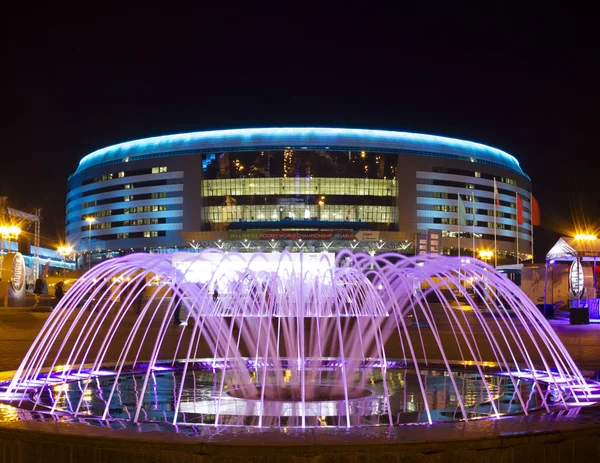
[355, 231, 380, 241]
[228, 230, 357, 241]
[0, 252, 26, 306]
[521, 264, 546, 305]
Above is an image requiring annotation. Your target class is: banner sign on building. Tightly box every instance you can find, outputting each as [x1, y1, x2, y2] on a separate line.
[354, 231, 380, 241]
[227, 230, 371, 241]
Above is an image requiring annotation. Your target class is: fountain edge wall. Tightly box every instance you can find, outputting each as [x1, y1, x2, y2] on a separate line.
[1, 408, 600, 462]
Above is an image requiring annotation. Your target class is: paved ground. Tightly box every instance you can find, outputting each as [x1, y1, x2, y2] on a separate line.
[2, 304, 600, 376]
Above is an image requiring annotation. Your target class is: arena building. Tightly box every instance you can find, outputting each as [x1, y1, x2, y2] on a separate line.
[66, 128, 533, 265]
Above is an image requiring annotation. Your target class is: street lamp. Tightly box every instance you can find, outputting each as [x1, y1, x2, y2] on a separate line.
[0, 225, 21, 253]
[57, 245, 73, 281]
[574, 233, 597, 241]
[479, 250, 494, 263]
[85, 217, 95, 269]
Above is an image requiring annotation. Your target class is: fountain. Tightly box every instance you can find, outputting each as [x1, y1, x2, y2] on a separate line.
[1, 249, 598, 434]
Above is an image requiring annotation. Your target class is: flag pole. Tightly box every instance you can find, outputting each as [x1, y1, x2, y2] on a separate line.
[472, 196, 476, 258]
[458, 221, 461, 259]
[530, 192, 534, 264]
[516, 191, 520, 265]
[493, 178, 498, 267]
[457, 194, 461, 259]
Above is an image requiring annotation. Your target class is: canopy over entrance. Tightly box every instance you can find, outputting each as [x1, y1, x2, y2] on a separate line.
[546, 237, 600, 262]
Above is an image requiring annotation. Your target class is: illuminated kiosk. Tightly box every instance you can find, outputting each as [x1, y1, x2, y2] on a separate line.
[2, 250, 600, 460]
[66, 128, 534, 265]
[544, 236, 600, 324]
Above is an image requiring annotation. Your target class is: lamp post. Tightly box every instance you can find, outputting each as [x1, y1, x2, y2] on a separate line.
[58, 245, 73, 281]
[85, 217, 95, 269]
[0, 226, 9, 253]
[479, 249, 494, 264]
[0, 225, 21, 253]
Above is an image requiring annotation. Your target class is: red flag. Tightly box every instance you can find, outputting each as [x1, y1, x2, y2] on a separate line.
[516, 194, 525, 225]
[530, 195, 540, 226]
[493, 178, 500, 208]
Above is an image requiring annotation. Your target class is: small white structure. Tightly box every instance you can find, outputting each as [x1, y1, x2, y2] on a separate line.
[544, 237, 600, 321]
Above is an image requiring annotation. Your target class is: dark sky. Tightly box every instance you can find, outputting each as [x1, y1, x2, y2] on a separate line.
[2, 4, 599, 260]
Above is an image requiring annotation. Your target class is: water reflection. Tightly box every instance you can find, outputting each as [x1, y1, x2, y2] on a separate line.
[33, 366, 553, 427]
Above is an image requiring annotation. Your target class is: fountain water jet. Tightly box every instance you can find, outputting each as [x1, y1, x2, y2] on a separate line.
[1, 250, 598, 429]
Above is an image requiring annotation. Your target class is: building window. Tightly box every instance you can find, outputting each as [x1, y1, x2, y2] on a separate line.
[152, 166, 168, 174]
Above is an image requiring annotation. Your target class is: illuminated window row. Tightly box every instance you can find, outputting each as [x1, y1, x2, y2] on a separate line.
[79, 205, 168, 219]
[83, 217, 167, 231]
[124, 205, 167, 214]
[433, 217, 517, 230]
[82, 192, 174, 208]
[203, 177, 396, 197]
[81, 166, 168, 186]
[203, 205, 396, 224]
[432, 167, 517, 185]
[428, 205, 516, 220]
[428, 192, 518, 209]
[106, 231, 167, 240]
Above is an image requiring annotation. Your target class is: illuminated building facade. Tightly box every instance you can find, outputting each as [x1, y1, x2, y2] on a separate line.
[66, 128, 533, 263]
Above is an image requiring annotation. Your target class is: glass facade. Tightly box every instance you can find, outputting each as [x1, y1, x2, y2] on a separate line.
[204, 204, 395, 225]
[200, 150, 398, 230]
[203, 177, 396, 197]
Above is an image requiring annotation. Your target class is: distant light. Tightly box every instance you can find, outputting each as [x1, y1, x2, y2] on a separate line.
[575, 234, 597, 241]
[549, 259, 555, 264]
[479, 250, 494, 259]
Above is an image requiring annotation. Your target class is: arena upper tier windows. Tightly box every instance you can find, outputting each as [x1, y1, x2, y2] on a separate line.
[201, 150, 398, 181]
[203, 204, 396, 226]
[81, 166, 168, 186]
[203, 177, 396, 197]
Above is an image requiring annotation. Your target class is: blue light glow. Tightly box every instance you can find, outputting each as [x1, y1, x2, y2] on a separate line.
[74, 128, 526, 176]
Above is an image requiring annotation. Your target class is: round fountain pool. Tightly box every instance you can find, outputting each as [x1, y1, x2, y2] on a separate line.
[2, 250, 600, 460]
[11, 361, 561, 428]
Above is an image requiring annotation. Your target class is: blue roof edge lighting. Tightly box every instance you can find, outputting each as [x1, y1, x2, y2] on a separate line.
[74, 128, 527, 177]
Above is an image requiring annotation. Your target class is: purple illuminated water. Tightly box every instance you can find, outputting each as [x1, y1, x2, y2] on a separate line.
[1, 250, 597, 428]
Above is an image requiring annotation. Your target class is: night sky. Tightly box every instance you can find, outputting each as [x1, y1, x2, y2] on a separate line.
[2, 4, 599, 260]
